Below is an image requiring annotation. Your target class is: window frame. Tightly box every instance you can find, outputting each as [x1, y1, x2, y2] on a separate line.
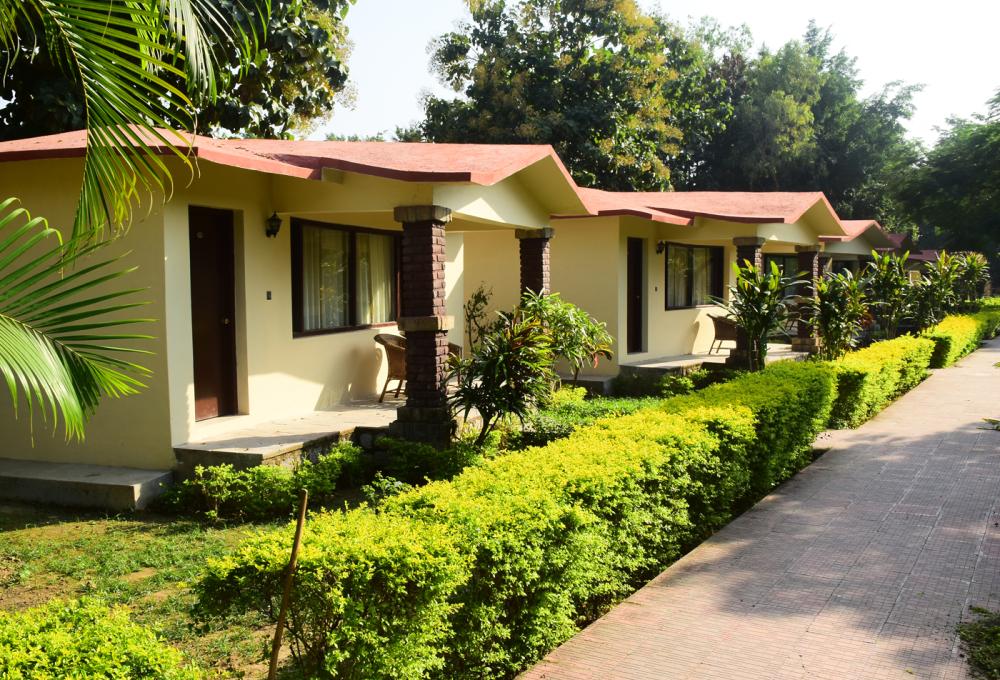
[290, 218, 401, 337]
[663, 242, 725, 310]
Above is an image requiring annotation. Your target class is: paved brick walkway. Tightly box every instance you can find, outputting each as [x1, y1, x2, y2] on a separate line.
[524, 338, 1000, 680]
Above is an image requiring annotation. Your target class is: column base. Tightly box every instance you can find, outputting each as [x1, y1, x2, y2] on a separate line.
[790, 337, 822, 354]
[389, 406, 455, 448]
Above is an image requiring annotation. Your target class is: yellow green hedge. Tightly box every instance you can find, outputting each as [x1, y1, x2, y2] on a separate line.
[829, 335, 936, 428]
[197, 361, 837, 679]
[924, 310, 1000, 368]
[0, 599, 201, 679]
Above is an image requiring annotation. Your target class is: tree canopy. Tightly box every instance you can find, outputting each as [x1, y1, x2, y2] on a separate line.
[897, 93, 1000, 274]
[405, 0, 683, 191]
[0, 0, 355, 140]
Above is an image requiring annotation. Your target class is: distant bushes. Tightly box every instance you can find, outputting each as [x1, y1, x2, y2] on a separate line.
[197, 361, 836, 679]
[0, 599, 201, 678]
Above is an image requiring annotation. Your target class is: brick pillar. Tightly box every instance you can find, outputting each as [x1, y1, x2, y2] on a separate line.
[791, 245, 822, 355]
[727, 237, 766, 368]
[516, 227, 554, 295]
[389, 205, 454, 447]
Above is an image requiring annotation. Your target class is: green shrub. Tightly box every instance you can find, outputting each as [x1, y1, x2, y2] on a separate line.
[197, 510, 469, 679]
[829, 335, 936, 428]
[509, 395, 660, 448]
[924, 311, 1000, 368]
[198, 361, 837, 679]
[162, 443, 366, 521]
[0, 598, 201, 678]
[378, 437, 483, 484]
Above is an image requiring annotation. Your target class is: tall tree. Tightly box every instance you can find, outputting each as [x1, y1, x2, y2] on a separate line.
[0, 0, 354, 140]
[898, 93, 1000, 275]
[0, 1, 261, 438]
[409, 0, 682, 191]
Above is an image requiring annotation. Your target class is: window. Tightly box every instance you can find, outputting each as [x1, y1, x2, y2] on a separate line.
[292, 220, 398, 334]
[665, 244, 724, 309]
[763, 254, 799, 278]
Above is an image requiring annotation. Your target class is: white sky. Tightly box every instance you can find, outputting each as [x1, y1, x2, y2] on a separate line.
[317, 0, 1000, 146]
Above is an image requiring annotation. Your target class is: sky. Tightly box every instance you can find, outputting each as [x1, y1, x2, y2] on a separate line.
[317, 0, 1000, 146]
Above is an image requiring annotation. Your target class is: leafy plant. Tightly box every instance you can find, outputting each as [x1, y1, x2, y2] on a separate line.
[910, 250, 962, 330]
[714, 260, 798, 371]
[958, 607, 1000, 679]
[956, 251, 992, 306]
[518, 290, 614, 381]
[447, 310, 555, 446]
[0, 598, 202, 678]
[864, 249, 911, 339]
[0, 200, 152, 439]
[809, 269, 868, 360]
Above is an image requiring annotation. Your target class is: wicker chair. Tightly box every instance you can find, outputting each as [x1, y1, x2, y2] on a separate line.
[374, 333, 464, 402]
[708, 315, 738, 355]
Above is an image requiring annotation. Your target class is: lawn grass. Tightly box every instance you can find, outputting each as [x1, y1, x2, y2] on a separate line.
[960, 607, 1000, 679]
[0, 502, 279, 677]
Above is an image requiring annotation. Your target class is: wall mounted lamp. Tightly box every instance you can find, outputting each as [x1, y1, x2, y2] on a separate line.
[655, 240, 666, 254]
[265, 211, 282, 238]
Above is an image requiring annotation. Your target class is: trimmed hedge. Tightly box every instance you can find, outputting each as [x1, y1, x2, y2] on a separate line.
[924, 310, 1000, 368]
[829, 335, 936, 429]
[0, 599, 201, 679]
[197, 361, 836, 679]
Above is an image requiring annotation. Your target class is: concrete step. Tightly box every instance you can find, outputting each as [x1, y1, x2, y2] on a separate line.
[0, 458, 171, 511]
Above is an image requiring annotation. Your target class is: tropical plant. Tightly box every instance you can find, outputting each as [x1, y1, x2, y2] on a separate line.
[447, 310, 555, 446]
[808, 270, 868, 360]
[956, 251, 991, 306]
[0, 200, 152, 439]
[518, 290, 613, 381]
[714, 260, 798, 371]
[2, 1, 264, 243]
[0, 1, 262, 436]
[864, 249, 911, 339]
[910, 251, 961, 330]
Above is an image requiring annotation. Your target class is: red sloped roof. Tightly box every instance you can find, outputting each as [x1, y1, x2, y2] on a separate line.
[568, 187, 693, 225]
[0, 129, 578, 187]
[840, 219, 880, 237]
[570, 187, 841, 227]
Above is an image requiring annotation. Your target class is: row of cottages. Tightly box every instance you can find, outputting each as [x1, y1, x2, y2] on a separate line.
[0, 131, 896, 504]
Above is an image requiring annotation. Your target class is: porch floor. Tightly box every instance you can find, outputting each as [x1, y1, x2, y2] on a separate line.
[623, 343, 808, 373]
[173, 398, 404, 475]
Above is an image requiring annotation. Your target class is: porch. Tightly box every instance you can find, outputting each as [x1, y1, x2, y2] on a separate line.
[620, 343, 808, 376]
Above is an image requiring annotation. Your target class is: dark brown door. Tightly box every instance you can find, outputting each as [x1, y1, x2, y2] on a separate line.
[627, 238, 644, 354]
[189, 207, 237, 420]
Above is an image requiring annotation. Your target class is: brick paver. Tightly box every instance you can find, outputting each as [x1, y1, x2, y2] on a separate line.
[523, 338, 1000, 680]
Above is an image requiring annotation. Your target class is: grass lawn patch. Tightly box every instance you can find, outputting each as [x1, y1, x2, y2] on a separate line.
[0, 503, 274, 677]
[960, 607, 1000, 678]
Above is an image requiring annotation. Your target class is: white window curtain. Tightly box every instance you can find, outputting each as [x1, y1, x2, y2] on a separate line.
[691, 247, 711, 305]
[301, 225, 349, 331]
[356, 232, 395, 324]
[667, 245, 689, 308]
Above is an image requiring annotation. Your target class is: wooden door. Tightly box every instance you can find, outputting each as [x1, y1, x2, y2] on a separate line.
[189, 207, 237, 420]
[627, 238, 644, 354]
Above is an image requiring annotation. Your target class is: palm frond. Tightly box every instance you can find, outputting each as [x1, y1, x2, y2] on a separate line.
[0, 198, 152, 440]
[10, 0, 266, 244]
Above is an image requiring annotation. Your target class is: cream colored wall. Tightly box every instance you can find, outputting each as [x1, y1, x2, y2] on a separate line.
[551, 218, 621, 374]
[445, 233, 465, 348]
[824, 236, 877, 257]
[459, 229, 521, 346]
[617, 218, 735, 363]
[0, 158, 175, 470]
[169, 162, 398, 444]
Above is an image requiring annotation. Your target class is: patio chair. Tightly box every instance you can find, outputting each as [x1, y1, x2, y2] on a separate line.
[375, 333, 408, 402]
[708, 315, 738, 355]
[374, 333, 464, 402]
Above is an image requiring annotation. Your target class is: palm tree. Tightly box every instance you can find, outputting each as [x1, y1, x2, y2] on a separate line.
[0, 1, 264, 438]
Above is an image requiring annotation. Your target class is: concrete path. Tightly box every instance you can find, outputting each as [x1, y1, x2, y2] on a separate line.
[524, 338, 1000, 680]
